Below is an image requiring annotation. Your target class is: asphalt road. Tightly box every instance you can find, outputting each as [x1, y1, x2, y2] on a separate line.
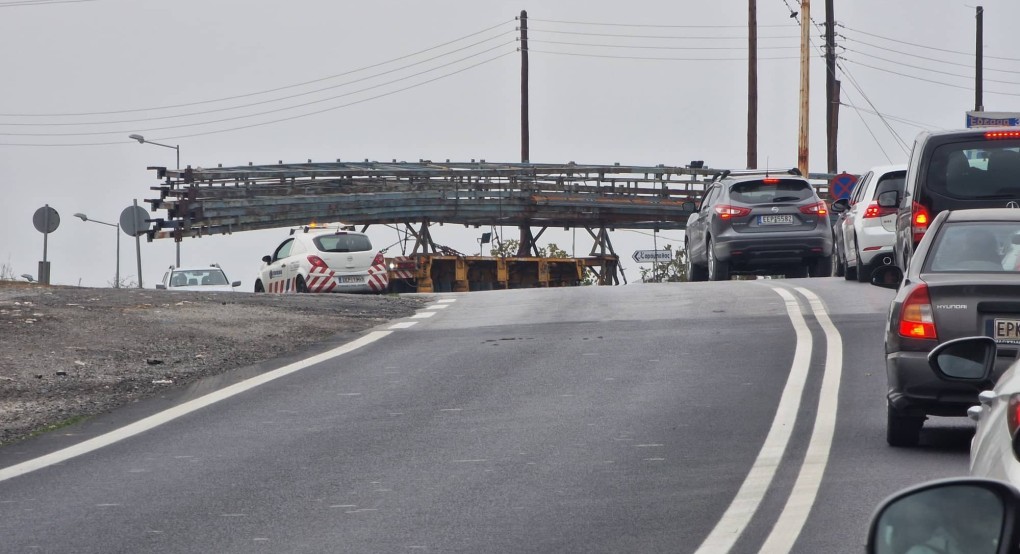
[0, 278, 974, 553]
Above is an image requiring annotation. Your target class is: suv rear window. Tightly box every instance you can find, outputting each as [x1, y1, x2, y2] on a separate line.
[728, 179, 814, 204]
[314, 233, 372, 253]
[928, 140, 1020, 199]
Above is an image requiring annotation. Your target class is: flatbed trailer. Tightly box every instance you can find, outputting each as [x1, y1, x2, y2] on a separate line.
[386, 254, 619, 293]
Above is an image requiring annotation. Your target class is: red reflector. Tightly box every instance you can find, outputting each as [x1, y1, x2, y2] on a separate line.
[985, 130, 1020, 140]
[1009, 395, 1020, 438]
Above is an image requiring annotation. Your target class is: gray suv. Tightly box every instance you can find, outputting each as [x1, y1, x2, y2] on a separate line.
[685, 171, 833, 280]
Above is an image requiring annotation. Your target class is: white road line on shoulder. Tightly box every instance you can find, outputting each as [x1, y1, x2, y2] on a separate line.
[757, 287, 844, 553]
[389, 322, 418, 329]
[426, 304, 449, 310]
[693, 287, 813, 554]
[0, 330, 393, 484]
[411, 311, 437, 319]
[438, 299, 457, 304]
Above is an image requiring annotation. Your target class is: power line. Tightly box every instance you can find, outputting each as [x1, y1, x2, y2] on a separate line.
[842, 51, 1020, 86]
[835, 102, 938, 130]
[0, 0, 95, 6]
[528, 39, 799, 52]
[527, 17, 790, 29]
[528, 27, 799, 40]
[530, 49, 799, 62]
[839, 23, 1020, 62]
[841, 58, 1020, 97]
[841, 38, 1020, 75]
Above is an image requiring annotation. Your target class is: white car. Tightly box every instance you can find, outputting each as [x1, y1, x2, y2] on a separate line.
[254, 227, 389, 294]
[830, 164, 907, 282]
[156, 264, 241, 292]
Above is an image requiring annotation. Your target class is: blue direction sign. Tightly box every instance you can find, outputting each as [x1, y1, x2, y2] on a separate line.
[829, 172, 858, 201]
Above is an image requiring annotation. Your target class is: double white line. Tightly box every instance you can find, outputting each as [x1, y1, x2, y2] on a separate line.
[694, 286, 844, 554]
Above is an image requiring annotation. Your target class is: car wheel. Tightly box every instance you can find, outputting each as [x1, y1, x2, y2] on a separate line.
[833, 249, 845, 277]
[809, 256, 832, 278]
[254, 280, 265, 293]
[295, 275, 309, 293]
[855, 245, 870, 283]
[707, 238, 729, 281]
[887, 406, 924, 447]
[685, 242, 708, 282]
[843, 255, 858, 281]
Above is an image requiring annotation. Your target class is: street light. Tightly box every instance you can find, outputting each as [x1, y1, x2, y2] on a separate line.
[74, 212, 120, 288]
[20, 274, 34, 283]
[129, 134, 181, 266]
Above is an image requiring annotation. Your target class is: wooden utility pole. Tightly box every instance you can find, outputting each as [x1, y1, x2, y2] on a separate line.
[797, 0, 811, 176]
[520, 10, 530, 163]
[747, 0, 758, 169]
[975, 6, 983, 112]
[825, 0, 838, 173]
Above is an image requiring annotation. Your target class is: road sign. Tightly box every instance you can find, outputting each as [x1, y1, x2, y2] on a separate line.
[119, 205, 149, 236]
[829, 172, 858, 201]
[32, 206, 59, 234]
[632, 250, 672, 263]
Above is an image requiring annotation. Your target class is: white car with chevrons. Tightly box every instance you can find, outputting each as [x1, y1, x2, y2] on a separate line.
[254, 226, 389, 294]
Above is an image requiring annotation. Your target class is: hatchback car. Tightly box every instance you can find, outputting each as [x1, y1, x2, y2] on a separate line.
[254, 227, 389, 294]
[685, 171, 833, 280]
[871, 208, 1020, 446]
[156, 264, 241, 292]
[888, 127, 1020, 271]
[831, 164, 906, 282]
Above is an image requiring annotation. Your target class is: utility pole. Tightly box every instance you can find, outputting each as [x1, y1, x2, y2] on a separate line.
[825, 0, 838, 173]
[520, 10, 530, 163]
[747, 0, 758, 169]
[975, 6, 984, 112]
[797, 0, 811, 177]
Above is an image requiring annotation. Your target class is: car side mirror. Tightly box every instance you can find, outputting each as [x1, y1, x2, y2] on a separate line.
[869, 265, 903, 289]
[876, 190, 899, 209]
[261, 255, 272, 264]
[231, 281, 242, 288]
[831, 198, 850, 212]
[867, 478, 1016, 554]
[928, 336, 997, 382]
[155, 284, 166, 290]
[681, 201, 696, 212]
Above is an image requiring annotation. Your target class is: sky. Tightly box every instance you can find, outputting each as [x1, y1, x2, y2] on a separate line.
[1, 0, 1017, 289]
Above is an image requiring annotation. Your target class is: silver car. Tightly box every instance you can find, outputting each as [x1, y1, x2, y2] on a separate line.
[685, 171, 834, 280]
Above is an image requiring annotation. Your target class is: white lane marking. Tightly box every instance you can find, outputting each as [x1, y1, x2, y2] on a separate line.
[426, 304, 449, 310]
[389, 321, 417, 329]
[694, 287, 813, 554]
[438, 299, 457, 304]
[411, 311, 436, 319]
[0, 331, 393, 483]
[758, 287, 844, 553]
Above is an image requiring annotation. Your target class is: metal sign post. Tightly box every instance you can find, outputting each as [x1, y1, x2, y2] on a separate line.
[32, 205, 60, 285]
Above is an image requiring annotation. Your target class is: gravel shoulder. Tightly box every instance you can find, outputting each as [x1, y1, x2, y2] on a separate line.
[0, 282, 427, 448]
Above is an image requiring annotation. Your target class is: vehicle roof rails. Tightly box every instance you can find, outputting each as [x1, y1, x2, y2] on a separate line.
[711, 167, 802, 181]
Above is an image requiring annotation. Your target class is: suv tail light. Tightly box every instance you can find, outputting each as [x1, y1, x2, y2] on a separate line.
[911, 201, 931, 244]
[898, 284, 937, 340]
[714, 204, 752, 219]
[799, 201, 829, 218]
[372, 252, 385, 267]
[307, 255, 329, 270]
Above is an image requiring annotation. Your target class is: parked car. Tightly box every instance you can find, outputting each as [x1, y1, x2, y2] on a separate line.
[254, 226, 389, 294]
[831, 164, 906, 282]
[156, 264, 241, 292]
[685, 170, 833, 281]
[870, 208, 1020, 446]
[887, 127, 1020, 271]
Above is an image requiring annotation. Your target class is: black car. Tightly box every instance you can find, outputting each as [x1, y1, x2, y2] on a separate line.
[685, 171, 833, 280]
[871, 208, 1020, 447]
[886, 127, 1020, 271]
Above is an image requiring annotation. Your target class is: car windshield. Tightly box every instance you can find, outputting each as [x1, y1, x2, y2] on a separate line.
[928, 140, 1020, 199]
[925, 222, 1020, 273]
[171, 270, 228, 286]
[728, 179, 814, 204]
[314, 233, 372, 252]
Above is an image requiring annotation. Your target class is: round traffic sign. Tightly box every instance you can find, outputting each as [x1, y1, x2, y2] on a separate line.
[32, 206, 60, 233]
[119, 205, 150, 236]
[829, 172, 858, 201]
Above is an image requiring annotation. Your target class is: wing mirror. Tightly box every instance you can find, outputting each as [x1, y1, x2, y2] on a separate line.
[877, 190, 900, 209]
[681, 201, 696, 212]
[927, 336, 997, 382]
[261, 255, 272, 264]
[870, 265, 903, 290]
[867, 478, 1015, 554]
[831, 198, 850, 213]
[231, 281, 242, 288]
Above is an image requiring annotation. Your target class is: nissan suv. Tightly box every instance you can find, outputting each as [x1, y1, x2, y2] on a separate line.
[685, 170, 833, 280]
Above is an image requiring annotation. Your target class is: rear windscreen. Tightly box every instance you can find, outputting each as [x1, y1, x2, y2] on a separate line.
[873, 171, 906, 199]
[927, 140, 1020, 199]
[315, 233, 372, 252]
[728, 180, 814, 204]
[926, 222, 1020, 272]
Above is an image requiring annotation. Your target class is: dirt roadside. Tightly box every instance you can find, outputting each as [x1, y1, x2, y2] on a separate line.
[0, 282, 427, 448]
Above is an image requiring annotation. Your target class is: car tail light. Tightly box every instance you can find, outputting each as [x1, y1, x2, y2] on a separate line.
[762, 178, 780, 184]
[799, 201, 828, 218]
[911, 201, 930, 244]
[372, 252, 385, 266]
[307, 255, 329, 270]
[1008, 394, 1020, 437]
[714, 204, 752, 219]
[898, 284, 937, 340]
[986, 130, 1020, 140]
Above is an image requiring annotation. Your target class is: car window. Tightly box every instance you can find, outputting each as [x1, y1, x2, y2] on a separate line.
[699, 185, 719, 210]
[728, 179, 814, 204]
[315, 233, 373, 252]
[874, 171, 906, 199]
[928, 140, 1020, 199]
[851, 172, 872, 204]
[273, 238, 295, 261]
[925, 222, 1020, 272]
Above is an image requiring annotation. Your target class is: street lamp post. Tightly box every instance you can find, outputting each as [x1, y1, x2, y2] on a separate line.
[129, 134, 181, 267]
[74, 213, 120, 288]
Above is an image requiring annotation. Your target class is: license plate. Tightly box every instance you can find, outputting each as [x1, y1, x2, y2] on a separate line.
[759, 214, 794, 225]
[338, 276, 363, 285]
[993, 318, 1020, 343]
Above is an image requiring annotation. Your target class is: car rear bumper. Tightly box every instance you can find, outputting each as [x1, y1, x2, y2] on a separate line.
[886, 350, 990, 416]
[712, 230, 833, 265]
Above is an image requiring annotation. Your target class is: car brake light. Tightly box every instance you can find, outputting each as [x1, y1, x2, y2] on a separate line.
[898, 284, 937, 340]
[372, 252, 385, 266]
[307, 255, 329, 270]
[863, 202, 882, 218]
[985, 130, 1020, 140]
[714, 204, 752, 219]
[799, 201, 828, 217]
[911, 202, 930, 244]
[762, 178, 780, 184]
[1008, 395, 1020, 438]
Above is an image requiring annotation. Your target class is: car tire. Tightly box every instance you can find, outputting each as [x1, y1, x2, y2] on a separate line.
[707, 238, 729, 281]
[855, 245, 870, 283]
[887, 406, 924, 447]
[809, 256, 832, 278]
[843, 256, 858, 281]
[254, 280, 265, 293]
[686, 243, 708, 282]
[833, 250, 845, 277]
[295, 275, 309, 293]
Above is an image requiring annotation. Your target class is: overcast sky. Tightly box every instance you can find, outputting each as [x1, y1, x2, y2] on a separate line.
[1, 0, 1017, 288]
